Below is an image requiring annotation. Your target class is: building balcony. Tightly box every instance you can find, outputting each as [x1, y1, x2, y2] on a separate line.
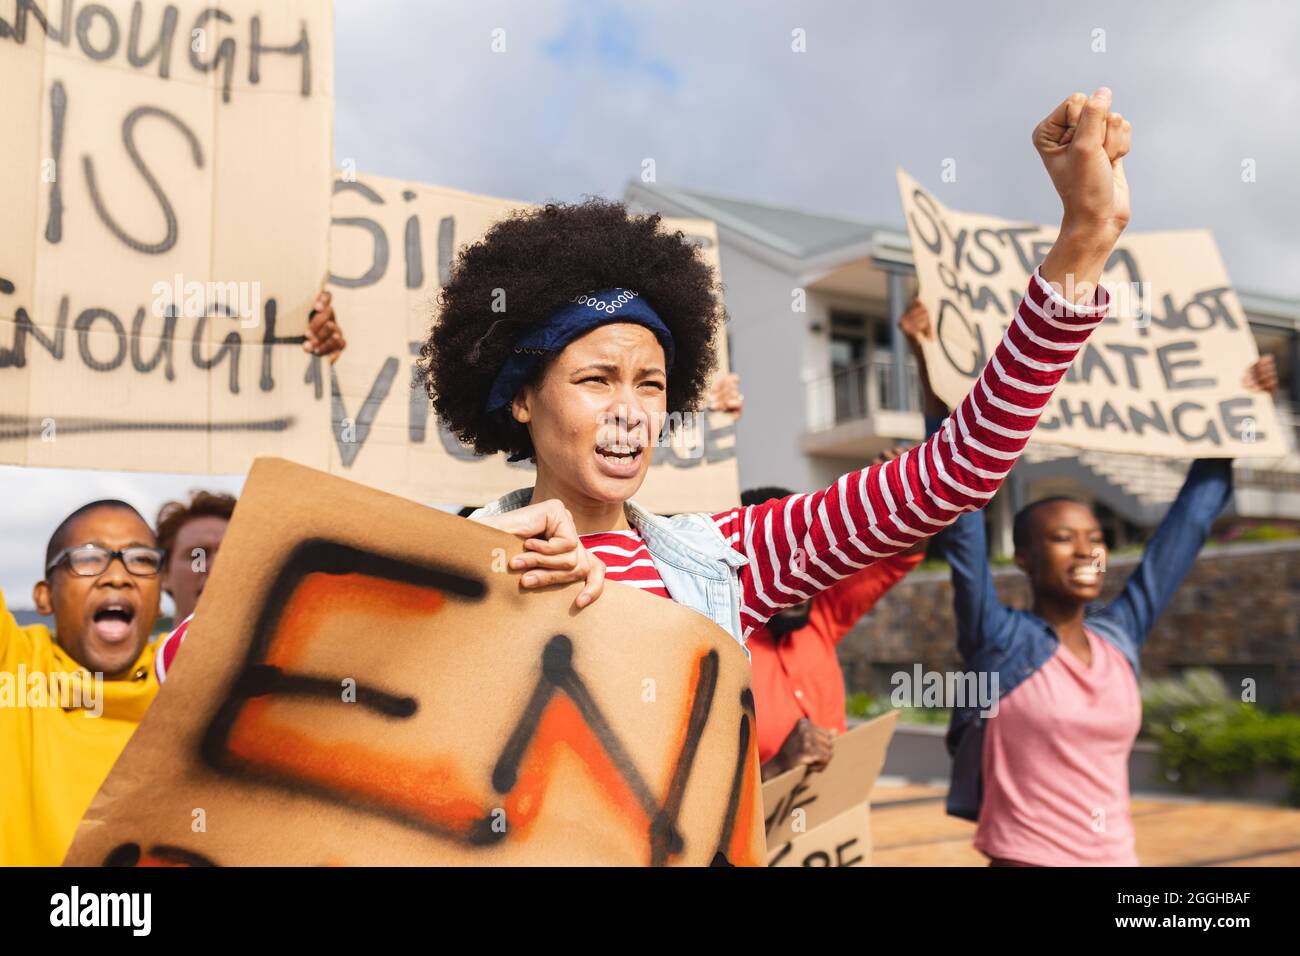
[801, 356, 924, 458]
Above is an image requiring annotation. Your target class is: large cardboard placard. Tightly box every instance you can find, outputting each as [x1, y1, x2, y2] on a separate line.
[769, 804, 872, 868]
[762, 710, 897, 866]
[897, 168, 1285, 458]
[324, 174, 741, 513]
[0, 0, 336, 471]
[63, 457, 765, 866]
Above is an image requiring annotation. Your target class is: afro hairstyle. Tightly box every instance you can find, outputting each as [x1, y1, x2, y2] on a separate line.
[417, 198, 725, 462]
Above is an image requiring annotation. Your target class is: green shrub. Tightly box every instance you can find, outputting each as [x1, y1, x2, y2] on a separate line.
[1225, 524, 1298, 543]
[845, 691, 874, 719]
[845, 690, 950, 725]
[1141, 669, 1300, 805]
[1141, 668, 1232, 730]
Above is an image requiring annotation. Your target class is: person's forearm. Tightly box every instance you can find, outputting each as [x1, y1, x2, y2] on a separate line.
[1102, 457, 1233, 643]
[1039, 221, 1118, 305]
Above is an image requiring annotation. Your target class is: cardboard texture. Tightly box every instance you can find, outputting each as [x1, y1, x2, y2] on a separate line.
[62, 457, 765, 866]
[324, 173, 741, 513]
[761, 710, 897, 866]
[897, 168, 1285, 459]
[768, 804, 872, 868]
[0, 0, 336, 472]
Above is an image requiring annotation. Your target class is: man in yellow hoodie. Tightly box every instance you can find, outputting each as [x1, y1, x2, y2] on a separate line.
[1, 499, 164, 866]
[0, 292, 346, 866]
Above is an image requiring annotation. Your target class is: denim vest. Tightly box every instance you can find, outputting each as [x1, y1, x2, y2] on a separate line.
[469, 488, 751, 655]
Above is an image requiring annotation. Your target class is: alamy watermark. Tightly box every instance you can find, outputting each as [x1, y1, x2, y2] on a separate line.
[0, 666, 103, 717]
[150, 273, 261, 328]
[890, 664, 1000, 717]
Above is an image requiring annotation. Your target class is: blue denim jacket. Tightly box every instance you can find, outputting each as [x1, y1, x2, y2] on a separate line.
[470, 488, 752, 654]
[927, 416, 1235, 820]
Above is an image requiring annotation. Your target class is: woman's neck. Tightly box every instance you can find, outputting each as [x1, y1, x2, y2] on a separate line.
[528, 470, 632, 535]
[1031, 592, 1088, 640]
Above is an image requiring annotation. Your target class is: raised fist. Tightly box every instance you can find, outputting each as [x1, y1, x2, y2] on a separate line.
[1033, 88, 1132, 244]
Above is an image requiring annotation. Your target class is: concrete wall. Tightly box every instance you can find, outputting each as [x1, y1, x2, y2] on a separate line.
[837, 539, 1300, 711]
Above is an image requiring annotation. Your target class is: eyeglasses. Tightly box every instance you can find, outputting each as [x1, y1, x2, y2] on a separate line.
[46, 544, 166, 578]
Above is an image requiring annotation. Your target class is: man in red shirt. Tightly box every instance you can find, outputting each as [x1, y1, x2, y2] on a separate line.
[743, 468, 926, 781]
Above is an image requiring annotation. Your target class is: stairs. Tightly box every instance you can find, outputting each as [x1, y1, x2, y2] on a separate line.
[1020, 441, 1300, 526]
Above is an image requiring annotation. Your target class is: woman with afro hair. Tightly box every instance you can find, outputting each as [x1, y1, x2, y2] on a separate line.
[422, 89, 1133, 652]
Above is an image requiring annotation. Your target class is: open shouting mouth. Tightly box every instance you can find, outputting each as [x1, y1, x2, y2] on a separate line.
[91, 598, 138, 644]
[594, 438, 645, 478]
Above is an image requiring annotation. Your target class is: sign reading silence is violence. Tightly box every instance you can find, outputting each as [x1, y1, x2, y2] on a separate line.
[897, 168, 1285, 459]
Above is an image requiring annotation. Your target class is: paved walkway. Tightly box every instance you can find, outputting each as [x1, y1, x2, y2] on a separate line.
[870, 782, 1300, 866]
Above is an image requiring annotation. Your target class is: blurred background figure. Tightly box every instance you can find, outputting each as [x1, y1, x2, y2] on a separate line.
[904, 298, 1278, 866]
[155, 491, 238, 624]
[742, 465, 927, 782]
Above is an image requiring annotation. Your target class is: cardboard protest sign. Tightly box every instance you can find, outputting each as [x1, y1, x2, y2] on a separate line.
[768, 804, 872, 868]
[0, 0, 336, 472]
[762, 710, 897, 866]
[63, 457, 765, 866]
[325, 173, 741, 513]
[897, 168, 1285, 459]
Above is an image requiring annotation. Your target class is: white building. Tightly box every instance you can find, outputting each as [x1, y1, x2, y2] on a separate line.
[625, 181, 1300, 554]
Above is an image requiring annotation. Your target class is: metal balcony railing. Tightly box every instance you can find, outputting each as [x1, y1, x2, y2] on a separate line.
[805, 356, 921, 432]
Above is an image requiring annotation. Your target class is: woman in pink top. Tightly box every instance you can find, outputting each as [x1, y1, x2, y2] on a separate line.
[903, 301, 1278, 865]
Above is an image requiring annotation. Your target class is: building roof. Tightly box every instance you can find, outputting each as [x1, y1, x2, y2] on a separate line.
[628, 182, 888, 260]
[627, 181, 1297, 319]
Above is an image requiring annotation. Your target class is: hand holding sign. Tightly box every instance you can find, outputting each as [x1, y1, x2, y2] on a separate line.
[708, 372, 745, 417]
[471, 498, 608, 609]
[897, 300, 948, 419]
[898, 299, 933, 350]
[303, 291, 347, 362]
[762, 717, 836, 781]
[1244, 355, 1278, 397]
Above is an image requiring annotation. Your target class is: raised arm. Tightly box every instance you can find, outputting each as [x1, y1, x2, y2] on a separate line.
[1091, 357, 1272, 644]
[816, 549, 926, 640]
[902, 304, 1017, 661]
[1092, 459, 1231, 646]
[717, 89, 1132, 640]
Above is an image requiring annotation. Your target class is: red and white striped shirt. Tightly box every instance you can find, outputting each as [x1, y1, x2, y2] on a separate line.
[157, 270, 1106, 679]
[155, 614, 190, 683]
[579, 530, 672, 598]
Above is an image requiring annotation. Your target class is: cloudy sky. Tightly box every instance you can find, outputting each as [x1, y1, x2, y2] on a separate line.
[3, 0, 1297, 606]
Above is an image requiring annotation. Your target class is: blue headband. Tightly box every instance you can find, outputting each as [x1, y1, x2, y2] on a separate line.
[484, 288, 676, 417]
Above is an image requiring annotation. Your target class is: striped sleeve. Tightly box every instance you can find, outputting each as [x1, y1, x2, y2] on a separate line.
[154, 614, 192, 684]
[713, 268, 1108, 641]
